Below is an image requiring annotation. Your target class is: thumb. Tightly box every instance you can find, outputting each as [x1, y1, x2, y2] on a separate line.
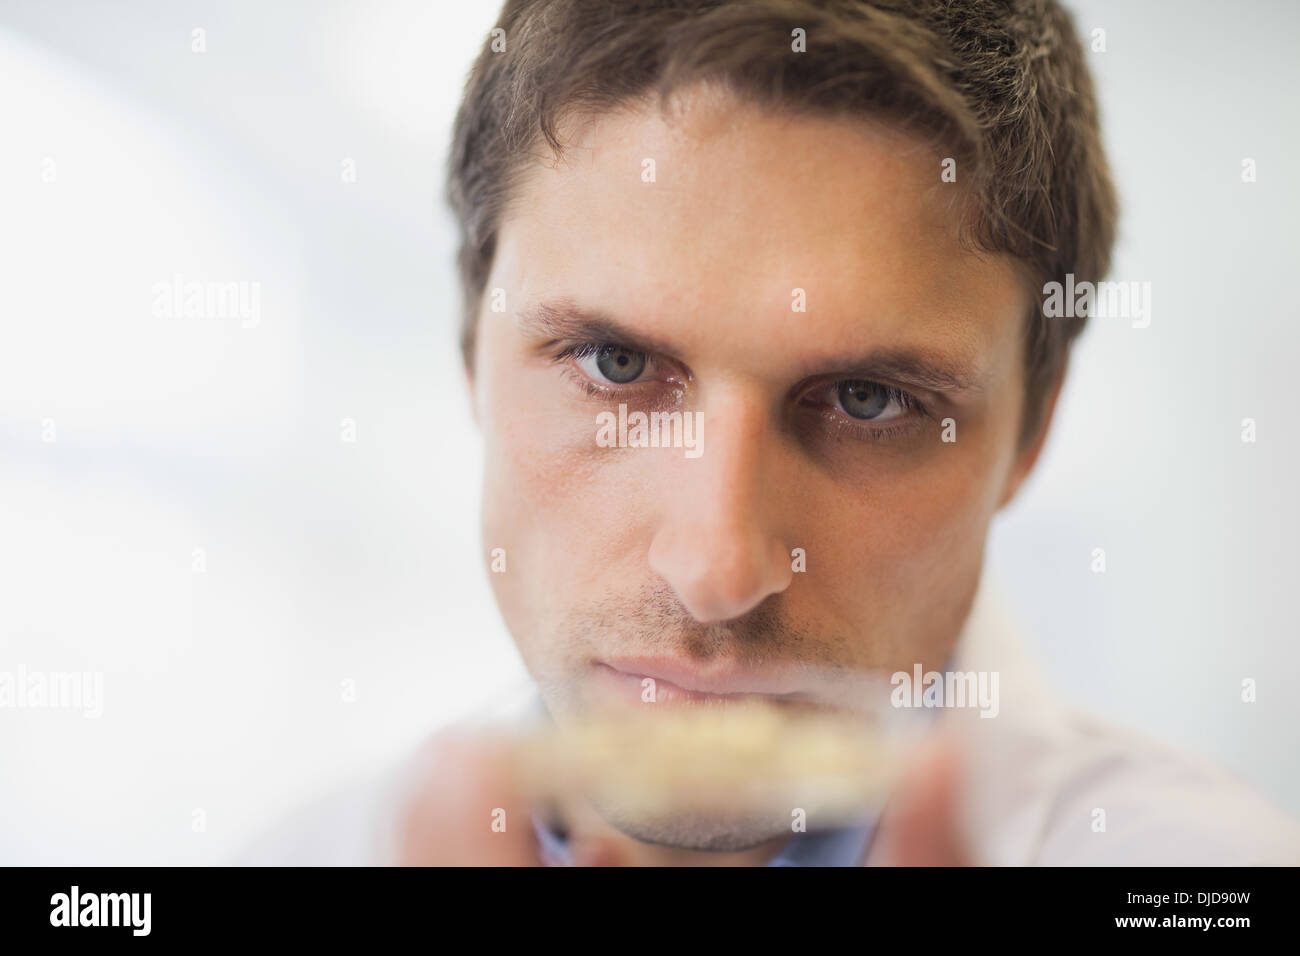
[569, 835, 630, 867]
[874, 735, 971, 866]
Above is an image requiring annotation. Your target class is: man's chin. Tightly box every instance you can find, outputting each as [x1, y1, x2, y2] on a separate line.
[589, 797, 792, 853]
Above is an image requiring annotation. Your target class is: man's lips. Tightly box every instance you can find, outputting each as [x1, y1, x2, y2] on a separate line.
[592, 657, 814, 704]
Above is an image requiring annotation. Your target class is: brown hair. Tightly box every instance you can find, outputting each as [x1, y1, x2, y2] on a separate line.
[447, 0, 1117, 444]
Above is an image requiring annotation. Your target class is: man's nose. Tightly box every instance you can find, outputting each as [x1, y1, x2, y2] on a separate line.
[647, 390, 794, 623]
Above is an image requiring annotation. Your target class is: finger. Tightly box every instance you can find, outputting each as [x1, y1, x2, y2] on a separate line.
[874, 736, 971, 866]
[399, 731, 542, 866]
[569, 835, 630, 867]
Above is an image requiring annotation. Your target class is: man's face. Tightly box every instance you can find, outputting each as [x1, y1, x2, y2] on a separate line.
[470, 87, 1038, 849]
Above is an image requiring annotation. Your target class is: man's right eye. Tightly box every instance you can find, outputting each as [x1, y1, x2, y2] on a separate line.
[573, 344, 648, 385]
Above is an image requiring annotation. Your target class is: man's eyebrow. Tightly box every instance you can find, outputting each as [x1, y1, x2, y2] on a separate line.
[520, 300, 984, 394]
[813, 347, 987, 395]
[518, 300, 684, 360]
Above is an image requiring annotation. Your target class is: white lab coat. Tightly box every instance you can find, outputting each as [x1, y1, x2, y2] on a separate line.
[910, 582, 1300, 865]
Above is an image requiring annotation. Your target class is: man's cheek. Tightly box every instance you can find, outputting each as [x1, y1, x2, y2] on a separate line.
[491, 395, 627, 508]
[810, 448, 996, 613]
[484, 397, 660, 579]
[839, 442, 993, 553]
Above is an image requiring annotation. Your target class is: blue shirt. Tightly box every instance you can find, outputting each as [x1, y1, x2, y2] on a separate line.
[530, 809, 876, 866]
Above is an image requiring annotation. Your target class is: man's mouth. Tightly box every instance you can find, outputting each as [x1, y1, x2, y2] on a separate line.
[590, 657, 818, 708]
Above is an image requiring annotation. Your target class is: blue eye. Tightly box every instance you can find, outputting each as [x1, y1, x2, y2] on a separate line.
[838, 381, 889, 419]
[835, 380, 911, 422]
[577, 344, 647, 384]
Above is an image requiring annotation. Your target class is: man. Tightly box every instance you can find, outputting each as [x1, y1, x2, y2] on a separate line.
[249, 0, 1300, 866]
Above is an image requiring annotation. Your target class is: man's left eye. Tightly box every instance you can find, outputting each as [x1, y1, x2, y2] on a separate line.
[575, 345, 648, 384]
[831, 380, 912, 422]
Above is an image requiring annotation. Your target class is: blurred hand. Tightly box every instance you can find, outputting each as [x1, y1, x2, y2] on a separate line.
[867, 735, 973, 866]
[398, 730, 542, 866]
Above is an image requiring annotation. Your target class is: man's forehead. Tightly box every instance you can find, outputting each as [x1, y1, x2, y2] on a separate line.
[511, 91, 963, 247]
[493, 92, 1027, 376]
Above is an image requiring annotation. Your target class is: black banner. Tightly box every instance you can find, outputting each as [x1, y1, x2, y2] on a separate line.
[0, 866, 1285, 942]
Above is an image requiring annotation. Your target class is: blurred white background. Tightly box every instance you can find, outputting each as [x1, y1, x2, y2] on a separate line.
[0, 0, 1296, 864]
